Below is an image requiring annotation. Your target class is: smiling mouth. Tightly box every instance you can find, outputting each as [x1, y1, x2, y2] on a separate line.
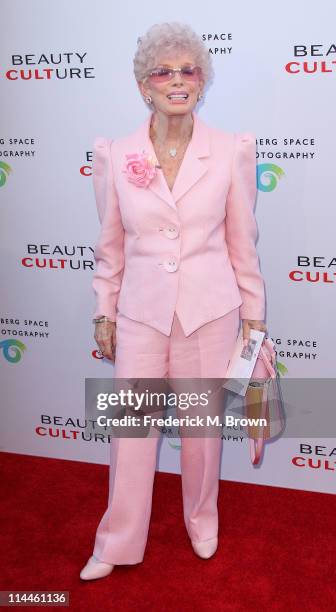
[167, 93, 189, 100]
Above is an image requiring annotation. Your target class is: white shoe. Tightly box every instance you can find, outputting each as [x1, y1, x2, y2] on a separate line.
[192, 537, 218, 559]
[80, 555, 115, 580]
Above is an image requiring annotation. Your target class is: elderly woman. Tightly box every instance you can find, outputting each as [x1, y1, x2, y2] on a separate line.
[80, 21, 267, 580]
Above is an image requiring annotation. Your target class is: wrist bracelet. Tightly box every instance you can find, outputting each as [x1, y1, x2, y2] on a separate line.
[92, 316, 114, 324]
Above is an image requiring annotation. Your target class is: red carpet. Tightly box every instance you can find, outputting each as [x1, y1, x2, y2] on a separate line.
[0, 451, 335, 611]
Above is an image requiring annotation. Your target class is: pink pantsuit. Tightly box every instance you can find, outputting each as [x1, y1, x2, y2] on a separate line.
[90, 111, 265, 564]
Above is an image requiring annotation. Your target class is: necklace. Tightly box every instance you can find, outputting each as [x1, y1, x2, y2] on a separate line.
[150, 118, 193, 158]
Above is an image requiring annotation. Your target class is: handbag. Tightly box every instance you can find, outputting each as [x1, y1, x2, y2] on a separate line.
[243, 336, 286, 465]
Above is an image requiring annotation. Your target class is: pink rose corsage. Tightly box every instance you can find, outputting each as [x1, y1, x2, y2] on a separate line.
[122, 151, 159, 188]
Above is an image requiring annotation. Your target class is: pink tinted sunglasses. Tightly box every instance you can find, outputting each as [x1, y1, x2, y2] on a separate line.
[146, 65, 202, 83]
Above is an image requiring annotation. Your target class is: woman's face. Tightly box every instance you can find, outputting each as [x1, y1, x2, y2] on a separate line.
[138, 51, 204, 116]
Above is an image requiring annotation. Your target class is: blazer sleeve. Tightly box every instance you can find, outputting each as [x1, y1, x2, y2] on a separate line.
[91, 137, 125, 321]
[224, 132, 266, 321]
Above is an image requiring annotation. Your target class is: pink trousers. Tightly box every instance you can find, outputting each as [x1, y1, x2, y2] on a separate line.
[92, 308, 240, 564]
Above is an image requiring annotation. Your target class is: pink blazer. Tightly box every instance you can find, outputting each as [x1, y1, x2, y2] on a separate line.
[91, 111, 266, 337]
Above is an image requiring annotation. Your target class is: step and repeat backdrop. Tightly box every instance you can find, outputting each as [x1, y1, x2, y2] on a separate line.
[1, 0, 335, 494]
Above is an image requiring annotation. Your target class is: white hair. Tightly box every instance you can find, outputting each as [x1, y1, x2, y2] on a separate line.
[133, 22, 214, 87]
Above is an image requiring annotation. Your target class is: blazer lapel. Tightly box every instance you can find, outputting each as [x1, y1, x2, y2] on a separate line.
[172, 112, 210, 203]
[134, 111, 210, 211]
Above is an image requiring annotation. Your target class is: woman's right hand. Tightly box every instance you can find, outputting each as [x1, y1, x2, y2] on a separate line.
[94, 320, 117, 363]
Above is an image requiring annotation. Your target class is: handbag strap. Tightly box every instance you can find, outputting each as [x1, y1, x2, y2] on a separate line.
[258, 339, 277, 378]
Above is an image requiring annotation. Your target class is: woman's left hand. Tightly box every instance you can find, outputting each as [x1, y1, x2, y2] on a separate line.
[242, 319, 268, 347]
